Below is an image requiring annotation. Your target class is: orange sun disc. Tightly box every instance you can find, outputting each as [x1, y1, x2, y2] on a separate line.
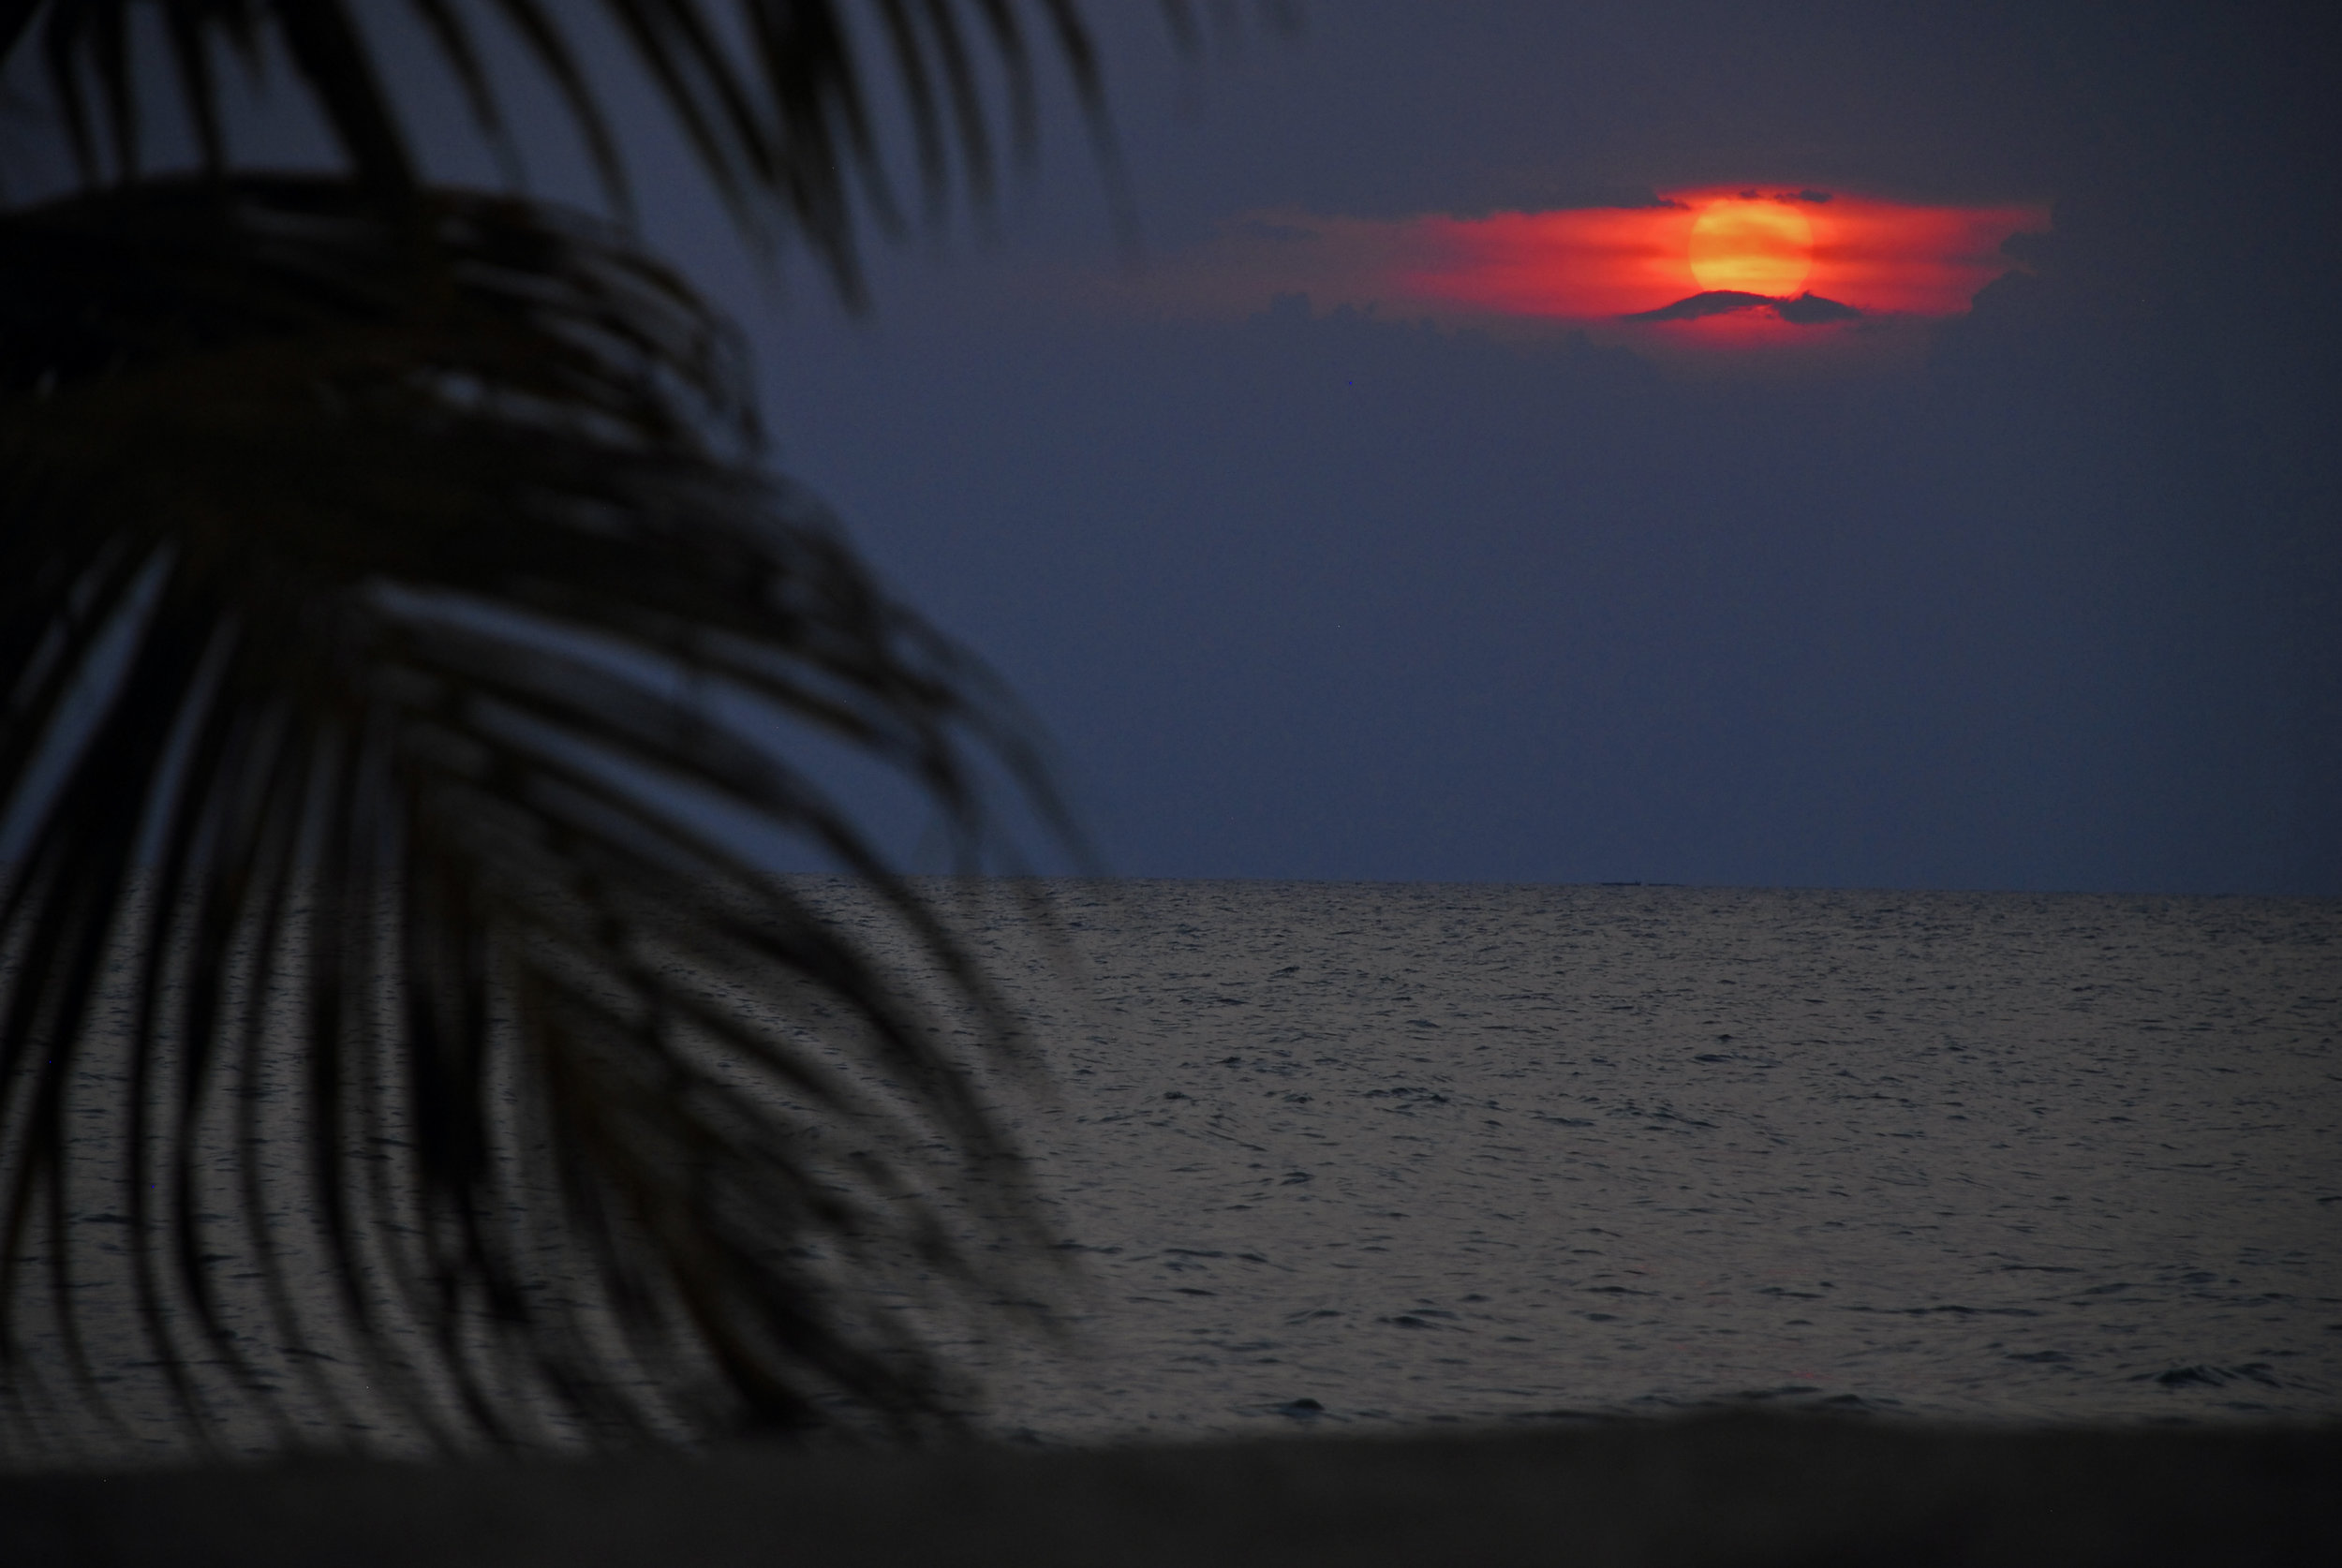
[1687, 200, 1815, 296]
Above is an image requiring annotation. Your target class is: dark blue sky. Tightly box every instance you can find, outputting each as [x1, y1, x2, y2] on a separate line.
[667, 2, 2335, 894]
[104, 1, 2335, 895]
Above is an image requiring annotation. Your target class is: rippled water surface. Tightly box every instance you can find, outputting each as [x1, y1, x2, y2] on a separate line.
[10, 880, 2339, 1461]
[943, 881, 2341, 1439]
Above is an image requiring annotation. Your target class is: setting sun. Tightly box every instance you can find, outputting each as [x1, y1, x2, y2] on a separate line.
[1686, 200, 1815, 294]
[1376, 189, 2049, 331]
[1118, 187, 2053, 368]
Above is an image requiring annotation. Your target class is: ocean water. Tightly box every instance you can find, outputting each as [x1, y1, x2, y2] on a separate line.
[6, 880, 2337, 1463]
[940, 880, 2342, 1440]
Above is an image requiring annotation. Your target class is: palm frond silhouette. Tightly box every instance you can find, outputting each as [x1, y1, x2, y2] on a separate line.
[0, 1, 1193, 1459]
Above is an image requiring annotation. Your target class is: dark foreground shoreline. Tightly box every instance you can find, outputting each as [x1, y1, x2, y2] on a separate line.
[6, 1411, 2338, 1566]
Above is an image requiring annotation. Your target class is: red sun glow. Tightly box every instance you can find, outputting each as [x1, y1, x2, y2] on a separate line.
[1392, 188, 2049, 325]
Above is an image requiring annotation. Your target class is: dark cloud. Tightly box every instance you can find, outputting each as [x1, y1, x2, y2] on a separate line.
[1561, 185, 1688, 210]
[1260, 290, 1314, 323]
[1627, 289, 1774, 321]
[1734, 188, 1834, 203]
[1446, 185, 1686, 217]
[1623, 290, 1860, 324]
[1997, 229, 2051, 269]
[1773, 290, 1862, 323]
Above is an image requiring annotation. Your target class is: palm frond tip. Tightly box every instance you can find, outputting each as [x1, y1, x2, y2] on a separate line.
[9, 0, 1125, 295]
